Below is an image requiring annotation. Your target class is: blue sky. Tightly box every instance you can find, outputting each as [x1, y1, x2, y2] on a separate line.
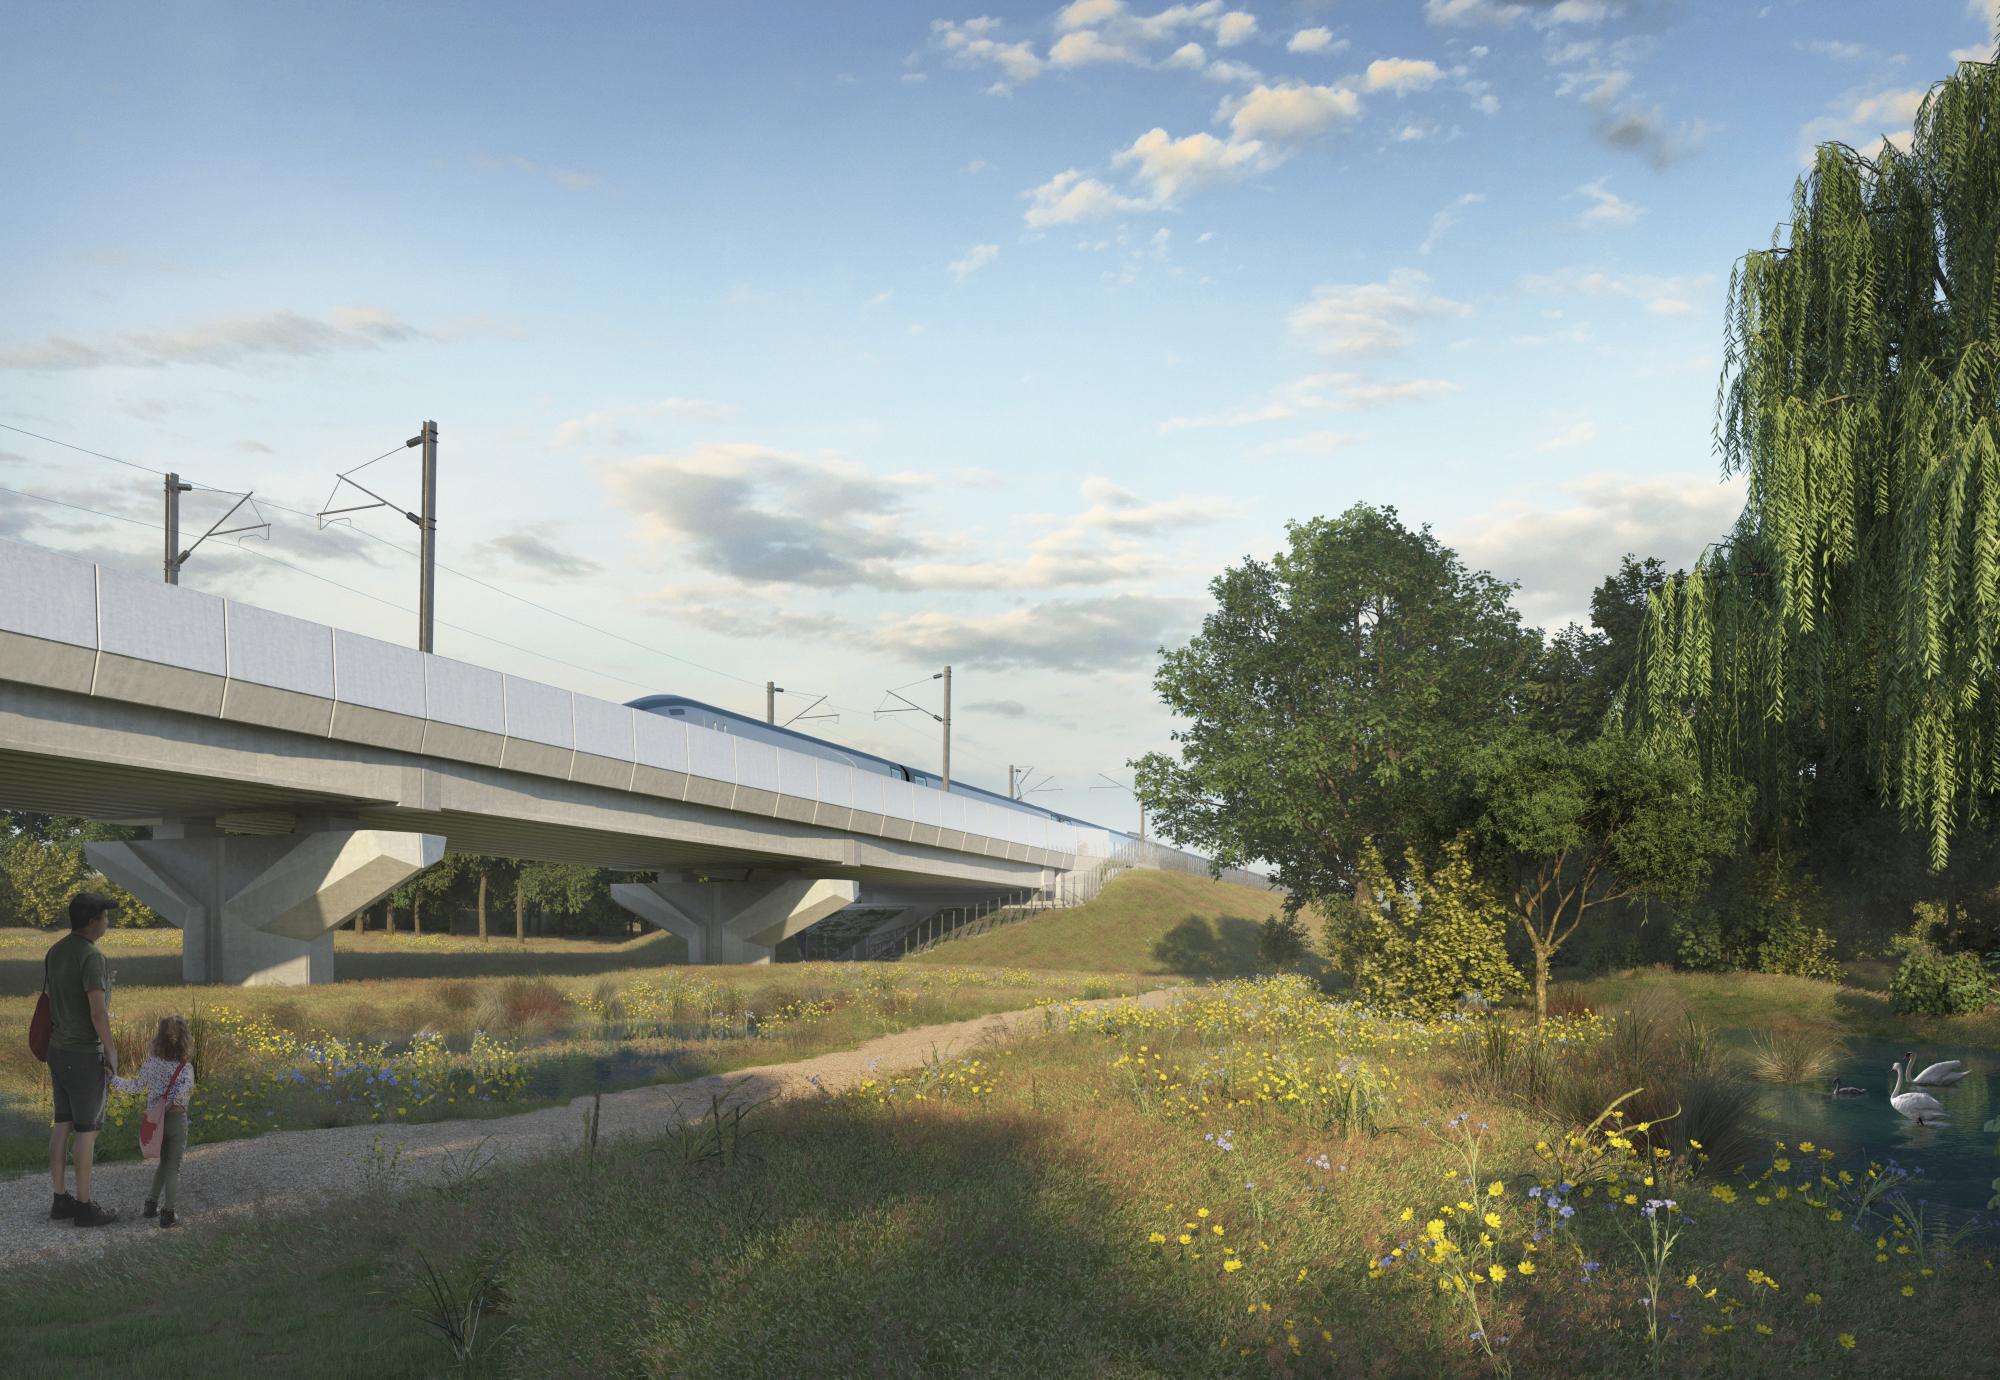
[3, 0, 1995, 830]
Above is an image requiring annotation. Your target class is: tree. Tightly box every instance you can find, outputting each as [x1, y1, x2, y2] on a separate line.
[1135, 505, 1542, 920]
[1632, 51, 2000, 868]
[1535, 556, 1673, 742]
[1326, 838, 1522, 1016]
[1471, 733, 1745, 1020]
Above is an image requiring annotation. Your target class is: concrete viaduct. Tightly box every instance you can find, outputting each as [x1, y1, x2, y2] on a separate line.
[0, 538, 1119, 984]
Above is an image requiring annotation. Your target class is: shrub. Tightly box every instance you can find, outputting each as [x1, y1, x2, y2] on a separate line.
[1676, 851, 1840, 980]
[436, 981, 479, 1015]
[1078, 978, 1114, 1000]
[1326, 838, 1522, 1017]
[1746, 1025, 1843, 1084]
[1889, 943, 1991, 1016]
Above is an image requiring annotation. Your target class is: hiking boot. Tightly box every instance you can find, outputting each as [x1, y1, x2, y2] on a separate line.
[158, 1210, 177, 1229]
[143, 1199, 158, 1219]
[50, 1192, 77, 1220]
[71, 1200, 118, 1228]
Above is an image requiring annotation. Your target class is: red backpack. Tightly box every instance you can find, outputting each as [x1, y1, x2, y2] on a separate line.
[28, 955, 52, 1062]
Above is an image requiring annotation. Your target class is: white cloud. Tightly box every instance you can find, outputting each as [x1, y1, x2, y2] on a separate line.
[1449, 471, 1747, 630]
[948, 243, 1001, 279]
[473, 153, 599, 191]
[1165, 40, 1207, 67]
[1023, 168, 1151, 226]
[1797, 38, 1868, 60]
[1114, 127, 1268, 203]
[0, 307, 434, 371]
[1536, 418, 1599, 451]
[1050, 28, 1143, 66]
[1423, 0, 1526, 25]
[1222, 83, 1363, 141]
[1799, 87, 1926, 159]
[1213, 10, 1258, 46]
[1522, 266, 1712, 317]
[551, 399, 739, 449]
[1574, 176, 1641, 228]
[1288, 27, 1339, 54]
[1364, 58, 1444, 94]
[1204, 57, 1264, 83]
[1161, 371, 1461, 431]
[1252, 430, 1367, 457]
[876, 594, 1201, 670]
[1419, 191, 1485, 254]
[932, 17, 1044, 91]
[1287, 269, 1471, 355]
[1055, 0, 1125, 28]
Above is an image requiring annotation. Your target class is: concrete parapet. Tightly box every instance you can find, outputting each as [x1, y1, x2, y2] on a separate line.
[86, 828, 444, 985]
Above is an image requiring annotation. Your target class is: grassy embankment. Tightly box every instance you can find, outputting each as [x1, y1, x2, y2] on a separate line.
[905, 867, 1296, 974]
[0, 933, 1154, 1175]
[4, 972, 1989, 1379]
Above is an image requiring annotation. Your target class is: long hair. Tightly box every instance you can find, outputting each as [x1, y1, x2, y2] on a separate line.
[152, 1015, 191, 1063]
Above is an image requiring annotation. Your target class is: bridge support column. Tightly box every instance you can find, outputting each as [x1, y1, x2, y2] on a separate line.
[86, 827, 445, 985]
[611, 873, 858, 964]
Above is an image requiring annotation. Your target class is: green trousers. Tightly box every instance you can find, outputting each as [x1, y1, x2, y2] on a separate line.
[150, 1107, 187, 1212]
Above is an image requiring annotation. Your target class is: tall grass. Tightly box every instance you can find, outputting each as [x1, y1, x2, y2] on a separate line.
[1471, 990, 1762, 1173]
[1746, 1025, 1843, 1085]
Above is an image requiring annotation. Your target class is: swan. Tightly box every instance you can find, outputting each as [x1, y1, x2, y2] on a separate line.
[1829, 1076, 1865, 1097]
[1901, 1051, 1969, 1088]
[1889, 1063, 1945, 1121]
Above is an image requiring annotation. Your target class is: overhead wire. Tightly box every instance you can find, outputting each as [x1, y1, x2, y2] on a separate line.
[1, 420, 988, 756]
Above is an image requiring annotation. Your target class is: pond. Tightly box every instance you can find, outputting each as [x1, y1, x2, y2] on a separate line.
[1739, 1032, 2000, 1233]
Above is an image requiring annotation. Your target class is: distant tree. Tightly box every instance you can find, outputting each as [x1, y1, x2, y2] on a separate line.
[1135, 504, 1542, 922]
[1535, 555, 1673, 742]
[1471, 732, 1745, 1020]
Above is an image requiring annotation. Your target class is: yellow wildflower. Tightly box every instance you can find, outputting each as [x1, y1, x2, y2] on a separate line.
[1487, 1264, 1506, 1283]
[1224, 1259, 1244, 1273]
[1517, 1261, 1534, 1276]
[1487, 1181, 1504, 1197]
[1839, 1334, 1856, 1350]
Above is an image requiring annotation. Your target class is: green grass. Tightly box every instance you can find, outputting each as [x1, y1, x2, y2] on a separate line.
[0, 959, 1145, 1175]
[904, 869, 1296, 975]
[0, 926, 692, 996]
[5, 978, 1989, 1379]
[1575, 965, 2000, 1049]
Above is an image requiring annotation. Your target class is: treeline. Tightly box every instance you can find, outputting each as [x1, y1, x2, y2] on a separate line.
[1137, 509, 2000, 1017]
[0, 812, 645, 940]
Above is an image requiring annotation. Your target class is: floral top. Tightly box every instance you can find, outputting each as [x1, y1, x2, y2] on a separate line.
[111, 1055, 195, 1107]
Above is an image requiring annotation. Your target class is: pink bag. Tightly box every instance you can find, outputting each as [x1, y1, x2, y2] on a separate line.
[138, 1060, 187, 1161]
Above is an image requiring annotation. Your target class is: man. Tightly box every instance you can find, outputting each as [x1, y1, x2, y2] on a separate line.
[47, 891, 121, 1227]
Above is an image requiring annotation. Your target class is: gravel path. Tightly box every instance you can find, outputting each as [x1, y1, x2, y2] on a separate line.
[4, 988, 1173, 1268]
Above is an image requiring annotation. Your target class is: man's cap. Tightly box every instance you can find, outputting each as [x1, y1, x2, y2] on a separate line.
[68, 891, 119, 925]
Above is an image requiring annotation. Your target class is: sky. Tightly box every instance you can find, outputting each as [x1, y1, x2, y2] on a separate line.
[2, 0, 1995, 834]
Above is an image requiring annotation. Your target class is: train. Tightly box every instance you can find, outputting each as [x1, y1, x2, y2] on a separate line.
[625, 693, 1121, 835]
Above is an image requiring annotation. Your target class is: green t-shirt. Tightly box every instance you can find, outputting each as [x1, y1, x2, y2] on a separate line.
[44, 931, 106, 1054]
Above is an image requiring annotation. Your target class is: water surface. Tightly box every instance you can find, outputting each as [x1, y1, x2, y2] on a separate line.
[1738, 1032, 1999, 1232]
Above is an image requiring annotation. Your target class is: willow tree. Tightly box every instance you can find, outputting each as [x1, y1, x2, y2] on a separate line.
[1633, 51, 2000, 868]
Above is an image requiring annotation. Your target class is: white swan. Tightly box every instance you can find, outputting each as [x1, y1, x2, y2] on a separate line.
[1889, 1063, 1945, 1121]
[1901, 1051, 1969, 1088]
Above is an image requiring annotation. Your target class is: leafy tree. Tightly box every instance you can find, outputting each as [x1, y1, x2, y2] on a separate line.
[1632, 52, 2000, 868]
[1471, 733, 1745, 1020]
[1135, 504, 1542, 921]
[1535, 556, 1673, 742]
[2, 833, 85, 928]
[1327, 837, 1522, 1016]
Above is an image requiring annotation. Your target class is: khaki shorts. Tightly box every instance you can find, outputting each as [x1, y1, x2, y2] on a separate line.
[48, 1046, 108, 1133]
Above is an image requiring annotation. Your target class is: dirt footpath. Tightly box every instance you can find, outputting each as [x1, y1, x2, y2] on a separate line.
[3, 988, 1173, 1268]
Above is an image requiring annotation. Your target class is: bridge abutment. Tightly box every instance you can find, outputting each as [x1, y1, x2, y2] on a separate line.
[610, 873, 858, 963]
[86, 826, 445, 985]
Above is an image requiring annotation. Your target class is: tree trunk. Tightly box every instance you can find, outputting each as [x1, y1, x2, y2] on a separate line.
[515, 888, 525, 944]
[477, 871, 489, 942]
[413, 893, 423, 935]
[1533, 945, 1550, 1024]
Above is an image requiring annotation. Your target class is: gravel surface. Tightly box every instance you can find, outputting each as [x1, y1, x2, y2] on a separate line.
[4, 988, 1174, 1269]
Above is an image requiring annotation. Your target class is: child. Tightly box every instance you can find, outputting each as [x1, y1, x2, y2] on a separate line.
[110, 1016, 195, 1228]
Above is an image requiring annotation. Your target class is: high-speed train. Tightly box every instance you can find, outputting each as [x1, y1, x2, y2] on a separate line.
[626, 693, 1125, 837]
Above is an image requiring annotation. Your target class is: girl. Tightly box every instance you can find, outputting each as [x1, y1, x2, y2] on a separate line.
[111, 1016, 195, 1228]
